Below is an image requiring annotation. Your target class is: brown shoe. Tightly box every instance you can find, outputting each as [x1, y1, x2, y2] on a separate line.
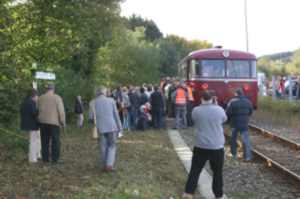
[182, 193, 193, 199]
[104, 166, 115, 172]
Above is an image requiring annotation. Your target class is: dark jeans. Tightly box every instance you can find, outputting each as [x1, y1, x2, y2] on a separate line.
[167, 100, 175, 118]
[40, 123, 60, 162]
[185, 147, 224, 198]
[187, 101, 194, 127]
[152, 110, 163, 129]
[129, 107, 138, 130]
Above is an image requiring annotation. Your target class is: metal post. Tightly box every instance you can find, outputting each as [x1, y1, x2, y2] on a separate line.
[244, 0, 249, 52]
[272, 76, 276, 100]
[288, 76, 293, 101]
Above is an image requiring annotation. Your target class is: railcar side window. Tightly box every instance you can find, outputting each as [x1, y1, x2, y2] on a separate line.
[251, 61, 257, 78]
[200, 60, 225, 78]
[179, 62, 187, 79]
[227, 60, 250, 78]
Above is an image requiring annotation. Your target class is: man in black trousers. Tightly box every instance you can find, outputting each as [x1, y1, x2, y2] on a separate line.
[38, 84, 65, 163]
[150, 86, 165, 129]
[182, 91, 227, 199]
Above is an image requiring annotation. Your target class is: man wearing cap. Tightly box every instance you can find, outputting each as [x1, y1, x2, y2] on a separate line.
[182, 91, 227, 199]
[38, 84, 65, 163]
[226, 88, 253, 161]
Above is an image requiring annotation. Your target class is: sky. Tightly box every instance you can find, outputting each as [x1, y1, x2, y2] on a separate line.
[121, 0, 300, 56]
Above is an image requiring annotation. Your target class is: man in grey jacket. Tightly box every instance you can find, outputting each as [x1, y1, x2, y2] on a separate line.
[90, 86, 122, 172]
[182, 91, 227, 199]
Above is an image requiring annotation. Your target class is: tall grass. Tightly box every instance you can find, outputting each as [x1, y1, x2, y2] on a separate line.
[0, 127, 28, 159]
[254, 96, 300, 131]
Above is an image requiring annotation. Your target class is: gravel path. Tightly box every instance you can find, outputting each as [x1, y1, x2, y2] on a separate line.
[178, 128, 300, 199]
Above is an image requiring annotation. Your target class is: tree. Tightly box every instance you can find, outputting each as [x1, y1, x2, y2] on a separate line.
[0, 0, 123, 125]
[158, 35, 212, 77]
[96, 27, 161, 86]
[126, 14, 163, 42]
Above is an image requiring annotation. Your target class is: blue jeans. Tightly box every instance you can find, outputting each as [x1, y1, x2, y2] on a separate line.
[231, 128, 252, 160]
[123, 112, 129, 130]
[99, 132, 117, 167]
[175, 105, 187, 129]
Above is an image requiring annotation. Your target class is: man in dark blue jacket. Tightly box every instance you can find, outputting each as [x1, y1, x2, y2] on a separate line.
[150, 86, 165, 129]
[20, 89, 41, 163]
[128, 86, 140, 130]
[226, 88, 253, 161]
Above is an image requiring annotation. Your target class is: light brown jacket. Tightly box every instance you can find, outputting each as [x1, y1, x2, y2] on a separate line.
[38, 92, 66, 126]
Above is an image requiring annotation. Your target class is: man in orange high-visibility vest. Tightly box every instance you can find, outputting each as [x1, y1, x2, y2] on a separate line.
[172, 80, 188, 129]
[187, 85, 194, 127]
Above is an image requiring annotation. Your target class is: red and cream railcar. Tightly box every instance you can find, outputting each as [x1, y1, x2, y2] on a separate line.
[179, 48, 258, 108]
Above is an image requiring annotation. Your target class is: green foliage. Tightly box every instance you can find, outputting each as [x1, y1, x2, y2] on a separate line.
[0, 0, 122, 126]
[97, 27, 161, 86]
[0, 0, 212, 133]
[158, 35, 212, 77]
[0, 126, 28, 157]
[257, 49, 300, 76]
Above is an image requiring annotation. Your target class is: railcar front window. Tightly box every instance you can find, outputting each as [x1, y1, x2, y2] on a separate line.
[201, 60, 225, 78]
[227, 60, 250, 78]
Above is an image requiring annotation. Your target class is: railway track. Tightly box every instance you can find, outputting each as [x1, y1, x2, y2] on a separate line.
[247, 124, 300, 184]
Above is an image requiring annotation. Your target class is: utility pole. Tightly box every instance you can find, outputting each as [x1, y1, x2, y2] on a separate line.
[244, 0, 249, 52]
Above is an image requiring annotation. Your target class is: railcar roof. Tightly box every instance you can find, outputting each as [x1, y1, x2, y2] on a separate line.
[188, 48, 256, 60]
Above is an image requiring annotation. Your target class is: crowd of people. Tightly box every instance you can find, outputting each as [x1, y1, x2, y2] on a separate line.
[20, 80, 254, 199]
[262, 75, 300, 99]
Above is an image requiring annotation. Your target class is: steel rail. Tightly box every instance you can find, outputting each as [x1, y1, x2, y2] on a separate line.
[249, 124, 300, 150]
[252, 148, 300, 183]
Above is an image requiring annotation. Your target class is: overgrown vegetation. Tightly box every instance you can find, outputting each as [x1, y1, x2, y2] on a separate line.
[253, 96, 300, 131]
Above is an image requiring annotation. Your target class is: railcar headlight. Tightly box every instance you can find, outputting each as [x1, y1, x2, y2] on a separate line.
[202, 83, 209, 90]
[244, 84, 250, 91]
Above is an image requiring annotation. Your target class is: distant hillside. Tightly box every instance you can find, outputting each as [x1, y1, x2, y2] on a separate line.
[259, 51, 293, 62]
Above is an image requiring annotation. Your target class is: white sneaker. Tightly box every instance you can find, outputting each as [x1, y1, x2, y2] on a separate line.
[118, 133, 123, 138]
